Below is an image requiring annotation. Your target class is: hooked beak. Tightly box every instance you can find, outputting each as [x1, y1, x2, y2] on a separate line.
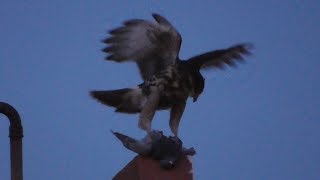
[193, 96, 198, 102]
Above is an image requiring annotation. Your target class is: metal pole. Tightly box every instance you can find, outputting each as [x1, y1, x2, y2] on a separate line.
[0, 102, 23, 180]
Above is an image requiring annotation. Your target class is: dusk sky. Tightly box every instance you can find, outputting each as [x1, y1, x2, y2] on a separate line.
[1, 0, 320, 179]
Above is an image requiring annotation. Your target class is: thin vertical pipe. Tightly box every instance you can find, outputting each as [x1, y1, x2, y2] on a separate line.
[0, 102, 23, 180]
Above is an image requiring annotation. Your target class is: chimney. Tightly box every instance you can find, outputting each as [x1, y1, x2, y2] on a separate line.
[113, 155, 193, 180]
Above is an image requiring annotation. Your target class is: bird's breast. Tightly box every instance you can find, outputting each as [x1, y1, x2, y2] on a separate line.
[141, 66, 193, 108]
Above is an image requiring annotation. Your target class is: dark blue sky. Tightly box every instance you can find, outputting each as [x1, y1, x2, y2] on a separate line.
[1, 0, 319, 179]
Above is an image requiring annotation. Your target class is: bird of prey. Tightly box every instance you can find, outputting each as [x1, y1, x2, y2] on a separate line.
[91, 14, 252, 136]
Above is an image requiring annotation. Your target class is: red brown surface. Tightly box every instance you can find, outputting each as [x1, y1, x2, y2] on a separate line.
[113, 155, 193, 180]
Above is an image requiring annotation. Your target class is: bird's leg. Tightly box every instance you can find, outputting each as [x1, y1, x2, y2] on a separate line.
[138, 91, 160, 133]
[169, 101, 186, 136]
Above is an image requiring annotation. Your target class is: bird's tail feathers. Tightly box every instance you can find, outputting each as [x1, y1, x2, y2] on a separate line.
[90, 87, 146, 114]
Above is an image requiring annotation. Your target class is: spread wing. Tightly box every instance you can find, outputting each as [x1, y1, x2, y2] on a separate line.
[186, 43, 253, 70]
[102, 14, 182, 80]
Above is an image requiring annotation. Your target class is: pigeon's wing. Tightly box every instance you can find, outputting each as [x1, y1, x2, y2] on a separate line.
[111, 131, 151, 155]
[103, 14, 182, 80]
[186, 43, 253, 70]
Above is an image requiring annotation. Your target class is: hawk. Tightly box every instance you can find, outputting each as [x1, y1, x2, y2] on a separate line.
[91, 14, 252, 136]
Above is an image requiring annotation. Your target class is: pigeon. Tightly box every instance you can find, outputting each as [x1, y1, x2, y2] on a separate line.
[111, 130, 196, 169]
[91, 14, 253, 136]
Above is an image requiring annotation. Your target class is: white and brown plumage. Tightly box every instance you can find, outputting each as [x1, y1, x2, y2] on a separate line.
[91, 14, 253, 136]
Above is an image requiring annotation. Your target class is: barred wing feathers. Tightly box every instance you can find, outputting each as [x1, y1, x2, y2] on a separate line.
[187, 43, 253, 70]
[102, 14, 182, 80]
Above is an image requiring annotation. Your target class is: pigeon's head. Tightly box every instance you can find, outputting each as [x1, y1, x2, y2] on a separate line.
[149, 130, 164, 140]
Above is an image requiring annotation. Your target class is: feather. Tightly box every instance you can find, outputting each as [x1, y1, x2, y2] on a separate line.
[187, 43, 253, 70]
[101, 14, 181, 80]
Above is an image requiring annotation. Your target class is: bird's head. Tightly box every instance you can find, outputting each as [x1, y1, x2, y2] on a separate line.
[180, 60, 205, 102]
[190, 70, 205, 102]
